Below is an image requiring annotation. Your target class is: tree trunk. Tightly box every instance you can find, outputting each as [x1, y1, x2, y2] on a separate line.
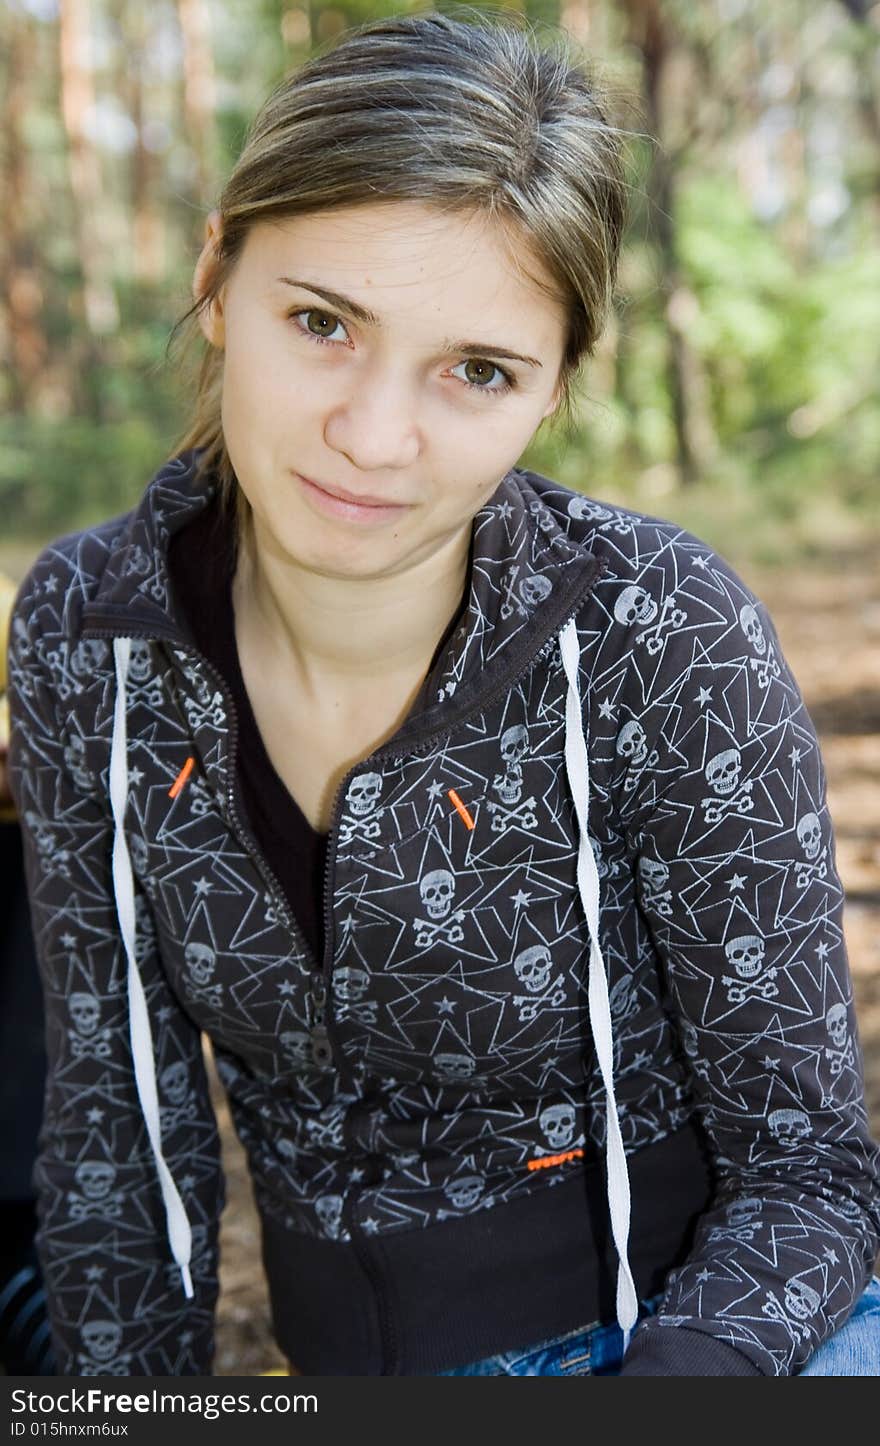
[619, 0, 717, 486]
[58, 0, 120, 422]
[121, 5, 165, 285]
[176, 0, 217, 206]
[0, 7, 49, 415]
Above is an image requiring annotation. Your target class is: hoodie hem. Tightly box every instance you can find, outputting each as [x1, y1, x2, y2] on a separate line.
[260, 1117, 715, 1375]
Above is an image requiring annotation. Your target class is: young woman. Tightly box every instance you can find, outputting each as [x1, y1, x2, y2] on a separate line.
[7, 10, 880, 1377]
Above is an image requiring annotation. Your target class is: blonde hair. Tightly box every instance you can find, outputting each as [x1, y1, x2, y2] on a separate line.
[166, 7, 634, 531]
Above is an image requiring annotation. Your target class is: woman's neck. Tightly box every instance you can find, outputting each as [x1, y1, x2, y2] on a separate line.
[231, 510, 471, 704]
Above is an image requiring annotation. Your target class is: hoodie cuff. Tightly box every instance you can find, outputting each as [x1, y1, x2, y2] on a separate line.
[619, 1322, 764, 1376]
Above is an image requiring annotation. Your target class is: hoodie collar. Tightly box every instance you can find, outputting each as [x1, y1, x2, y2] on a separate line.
[81, 448, 605, 732]
[81, 452, 216, 644]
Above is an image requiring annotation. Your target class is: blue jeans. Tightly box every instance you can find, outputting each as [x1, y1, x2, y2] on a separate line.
[440, 1275, 880, 1376]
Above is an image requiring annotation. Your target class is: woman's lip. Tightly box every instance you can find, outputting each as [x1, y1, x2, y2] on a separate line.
[294, 472, 407, 509]
[293, 471, 411, 523]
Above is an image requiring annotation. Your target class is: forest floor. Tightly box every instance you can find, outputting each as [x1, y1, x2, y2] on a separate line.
[3, 536, 878, 1375]
[207, 540, 880, 1375]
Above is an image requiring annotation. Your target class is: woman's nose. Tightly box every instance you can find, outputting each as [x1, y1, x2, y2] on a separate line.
[324, 367, 421, 471]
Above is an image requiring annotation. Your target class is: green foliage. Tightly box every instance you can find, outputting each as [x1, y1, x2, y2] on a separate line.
[678, 176, 880, 482]
[0, 415, 169, 539]
[519, 170, 880, 566]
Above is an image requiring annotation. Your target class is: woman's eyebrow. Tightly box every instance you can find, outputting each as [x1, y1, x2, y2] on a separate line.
[275, 275, 543, 368]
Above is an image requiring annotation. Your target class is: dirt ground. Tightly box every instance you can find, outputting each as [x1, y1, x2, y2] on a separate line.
[206, 541, 880, 1376]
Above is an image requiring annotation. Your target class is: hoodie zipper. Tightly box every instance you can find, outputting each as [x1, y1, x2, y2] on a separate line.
[175, 648, 339, 1065]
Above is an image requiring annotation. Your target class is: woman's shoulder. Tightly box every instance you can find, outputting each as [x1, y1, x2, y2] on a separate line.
[5, 508, 144, 775]
[9, 508, 139, 675]
[564, 498, 795, 716]
[518, 467, 773, 641]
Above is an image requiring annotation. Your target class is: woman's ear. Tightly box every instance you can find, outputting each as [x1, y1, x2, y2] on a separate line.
[541, 375, 564, 422]
[192, 209, 226, 348]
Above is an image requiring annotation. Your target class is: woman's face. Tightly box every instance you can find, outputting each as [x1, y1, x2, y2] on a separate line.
[194, 200, 570, 581]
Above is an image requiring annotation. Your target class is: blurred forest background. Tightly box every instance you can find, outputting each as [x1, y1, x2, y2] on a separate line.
[1, 0, 878, 1373]
[1, 0, 880, 559]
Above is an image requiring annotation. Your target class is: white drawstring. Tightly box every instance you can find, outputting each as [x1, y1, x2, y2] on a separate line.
[111, 637, 194, 1299]
[558, 617, 639, 1355]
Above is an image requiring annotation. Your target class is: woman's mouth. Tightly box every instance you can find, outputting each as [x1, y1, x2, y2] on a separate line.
[293, 471, 412, 524]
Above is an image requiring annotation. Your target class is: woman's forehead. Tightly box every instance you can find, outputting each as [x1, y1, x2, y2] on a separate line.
[242, 202, 566, 330]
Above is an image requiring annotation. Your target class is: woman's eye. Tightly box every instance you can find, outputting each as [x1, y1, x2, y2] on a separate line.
[451, 358, 515, 397]
[290, 308, 349, 344]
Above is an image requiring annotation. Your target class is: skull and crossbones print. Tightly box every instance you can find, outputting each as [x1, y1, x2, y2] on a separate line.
[338, 772, 386, 850]
[67, 1161, 125, 1222]
[68, 991, 112, 1060]
[794, 812, 828, 889]
[77, 1320, 131, 1376]
[762, 1276, 821, 1346]
[824, 1002, 854, 1077]
[413, 868, 466, 949]
[332, 967, 378, 1026]
[181, 941, 224, 1011]
[701, 747, 754, 824]
[721, 932, 779, 1004]
[512, 944, 566, 1022]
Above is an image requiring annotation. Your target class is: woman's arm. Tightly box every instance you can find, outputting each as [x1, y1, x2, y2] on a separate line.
[6, 561, 225, 1376]
[600, 545, 880, 1376]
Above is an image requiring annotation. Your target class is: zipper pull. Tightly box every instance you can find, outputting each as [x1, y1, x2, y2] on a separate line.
[310, 1026, 332, 1068]
[309, 975, 332, 1067]
[310, 974, 328, 1019]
